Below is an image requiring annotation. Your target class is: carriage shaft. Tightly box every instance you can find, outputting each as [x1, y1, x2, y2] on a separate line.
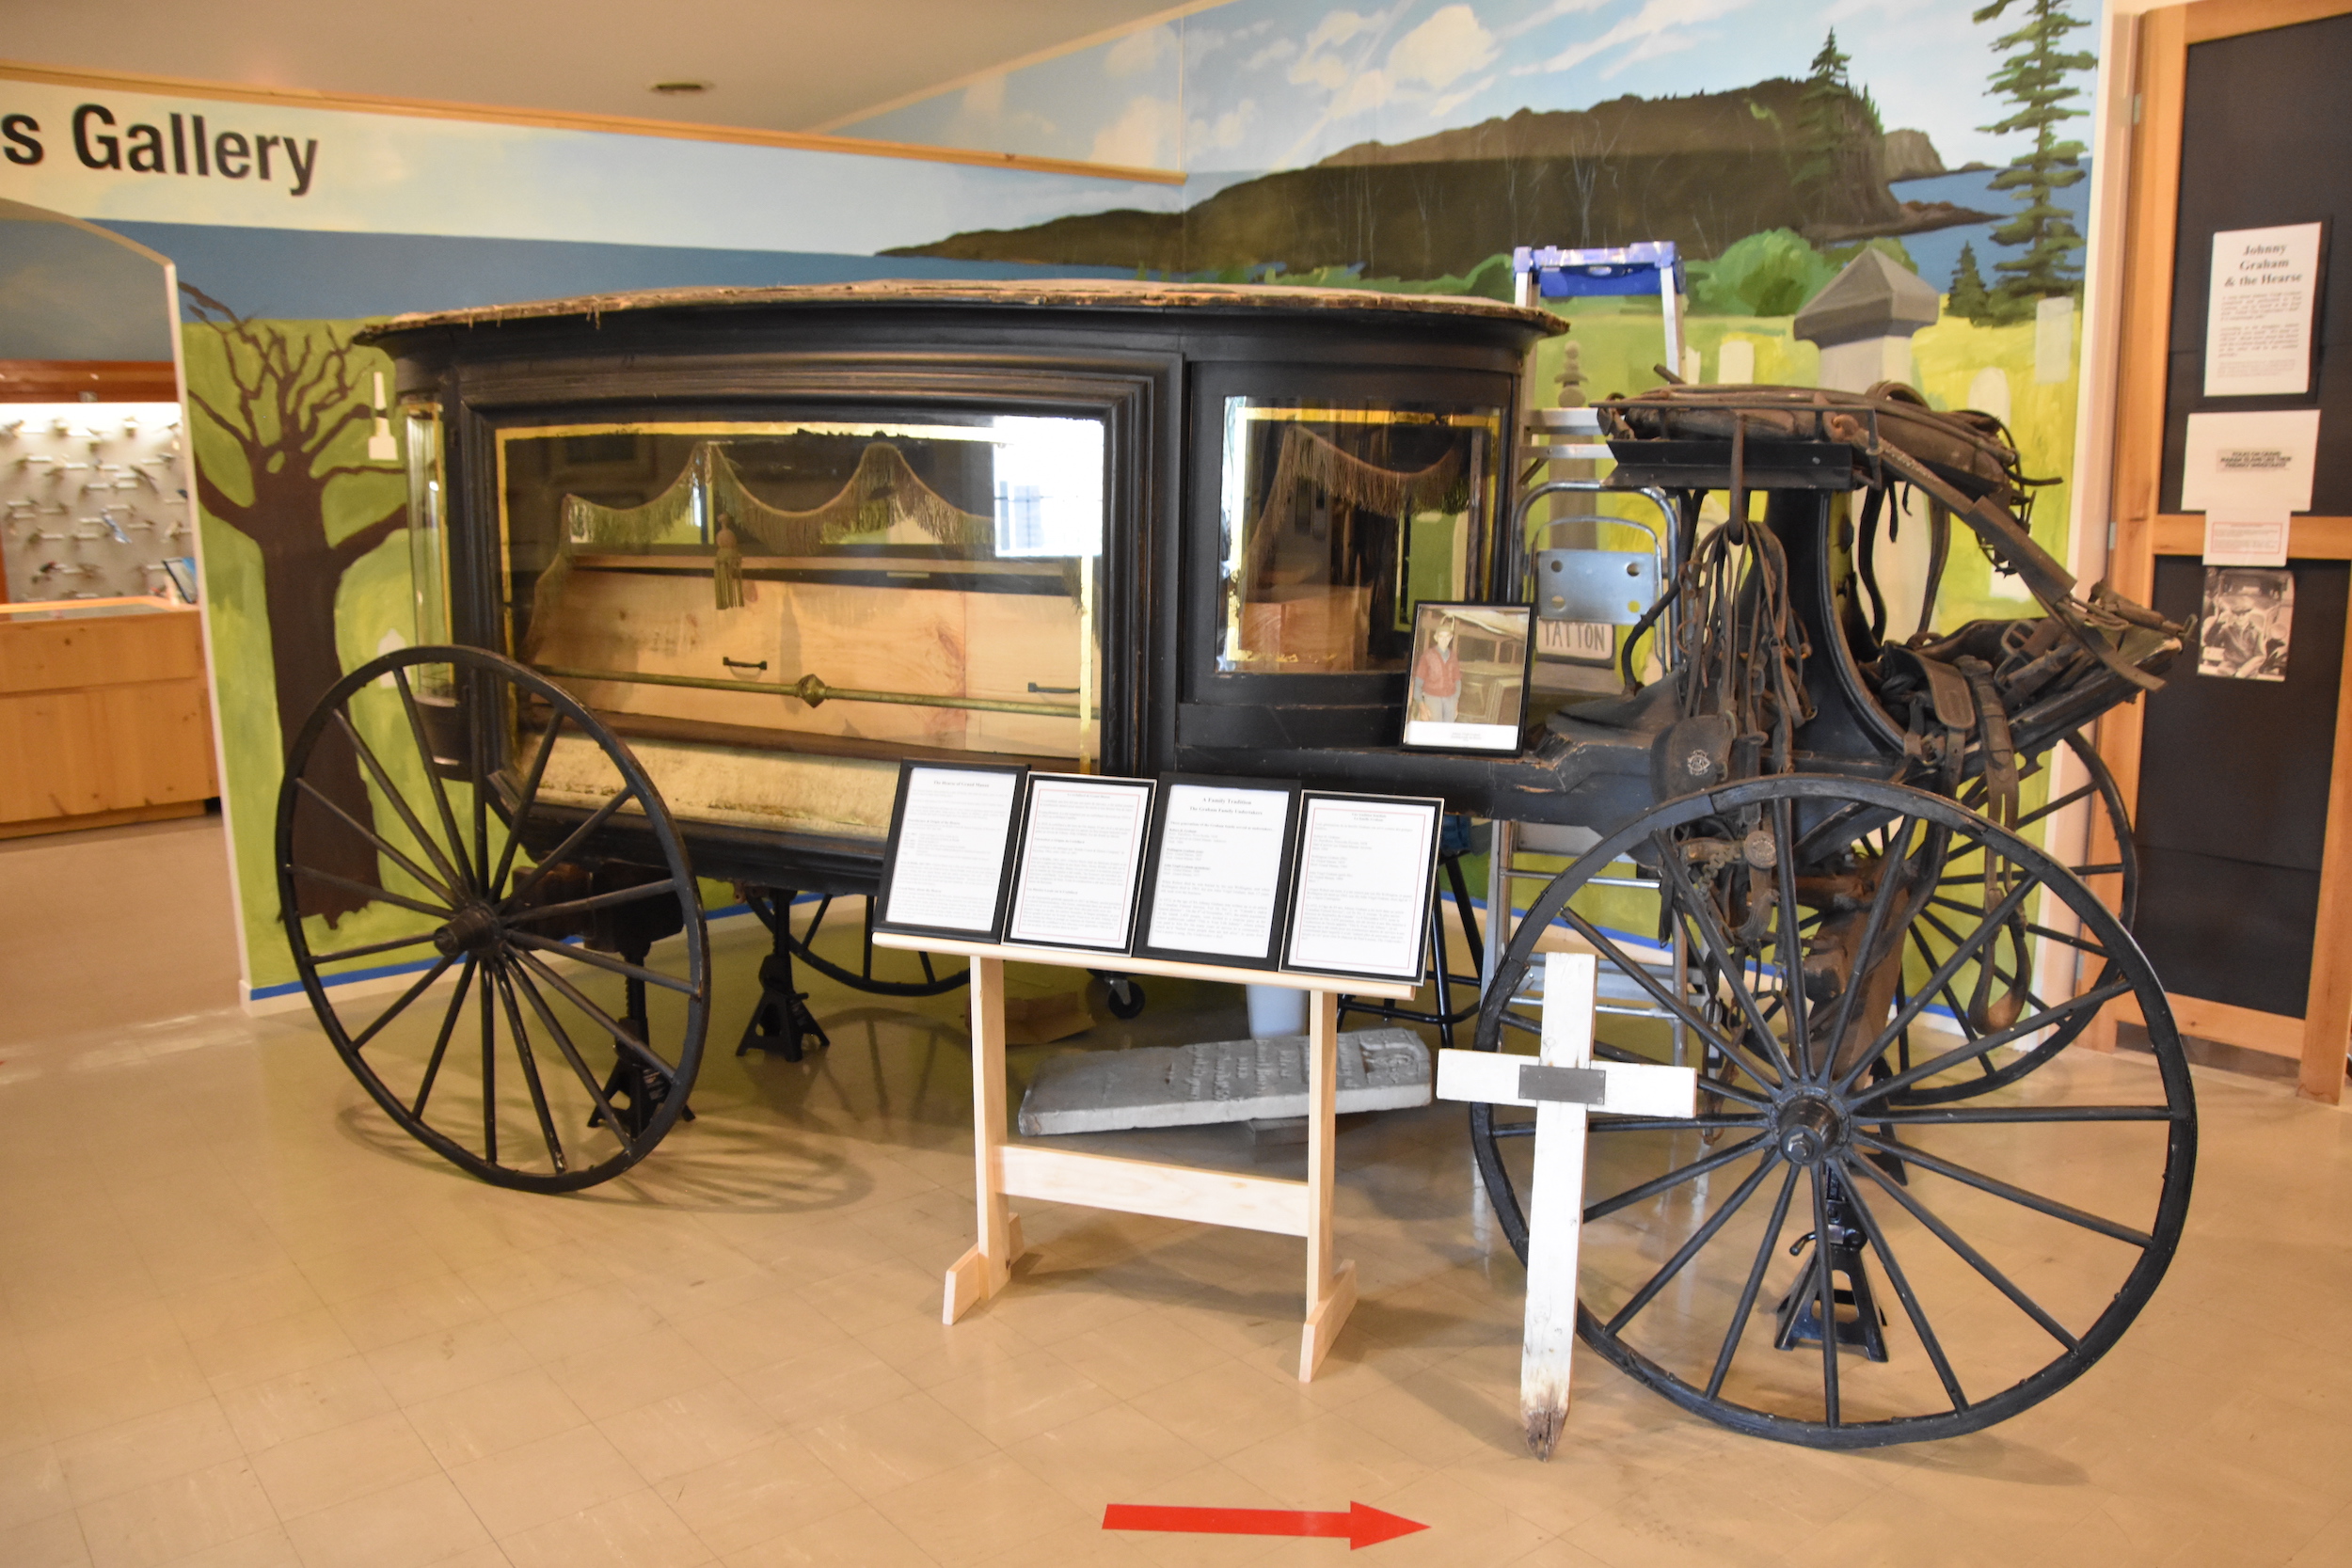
[536, 663, 1083, 719]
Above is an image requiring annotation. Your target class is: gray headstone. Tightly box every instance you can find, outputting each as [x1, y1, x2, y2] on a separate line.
[1792, 248, 1941, 348]
[1017, 1028, 1432, 1136]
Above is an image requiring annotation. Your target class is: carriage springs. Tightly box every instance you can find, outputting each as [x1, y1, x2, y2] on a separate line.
[3, 104, 320, 197]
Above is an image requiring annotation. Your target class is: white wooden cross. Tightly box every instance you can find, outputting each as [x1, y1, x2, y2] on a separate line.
[1436, 951, 1697, 1459]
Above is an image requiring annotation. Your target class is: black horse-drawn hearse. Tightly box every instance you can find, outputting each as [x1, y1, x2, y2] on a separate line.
[278, 280, 2192, 1447]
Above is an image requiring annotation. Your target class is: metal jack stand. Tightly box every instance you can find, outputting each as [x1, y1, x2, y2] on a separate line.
[1774, 1169, 1888, 1361]
[737, 889, 832, 1061]
[593, 935, 696, 1135]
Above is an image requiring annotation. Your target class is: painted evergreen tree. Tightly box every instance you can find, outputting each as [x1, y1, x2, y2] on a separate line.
[1795, 29, 1851, 186]
[1974, 0, 2095, 308]
[1948, 241, 1995, 324]
[1804, 30, 1851, 103]
[1795, 30, 1882, 223]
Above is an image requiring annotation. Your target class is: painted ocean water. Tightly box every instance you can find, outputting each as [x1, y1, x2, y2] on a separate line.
[1893, 163, 2095, 297]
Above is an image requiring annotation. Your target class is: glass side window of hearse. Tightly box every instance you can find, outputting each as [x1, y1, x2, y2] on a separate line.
[1216, 398, 1501, 675]
[402, 398, 448, 648]
[493, 415, 1107, 820]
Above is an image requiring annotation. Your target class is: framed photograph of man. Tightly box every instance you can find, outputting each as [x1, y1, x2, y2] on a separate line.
[1401, 601, 1534, 752]
[2197, 567, 2295, 682]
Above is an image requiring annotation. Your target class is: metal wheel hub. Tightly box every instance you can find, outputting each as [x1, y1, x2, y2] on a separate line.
[1774, 1091, 1847, 1165]
[432, 901, 503, 958]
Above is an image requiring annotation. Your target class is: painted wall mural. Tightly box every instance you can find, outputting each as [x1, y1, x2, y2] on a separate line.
[1, 0, 2105, 1003]
[847, 2, 2096, 307]
[844, 0, 2102, 638]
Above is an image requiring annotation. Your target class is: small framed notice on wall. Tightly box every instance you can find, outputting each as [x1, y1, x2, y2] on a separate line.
[871, 762, 1027, 942]
[1133, 776, 1302, 970]
[1004, 773, 1156, 954]
[1280, 791, 1443, 985]
[1402, 601, 1534, 753]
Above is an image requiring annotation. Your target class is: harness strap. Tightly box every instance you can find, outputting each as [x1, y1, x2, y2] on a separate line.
[1956, 654, 2029, 1030]
[1957, 656, 2019, 830]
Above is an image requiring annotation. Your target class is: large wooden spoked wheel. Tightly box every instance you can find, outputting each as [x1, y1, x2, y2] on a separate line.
[1885, 730, 2140, 1103]
[277, 646, 708, 1192]
[1467, 776, 2194, 1448]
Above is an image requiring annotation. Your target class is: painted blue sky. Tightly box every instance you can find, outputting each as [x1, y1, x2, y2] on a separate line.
[841, 0, 2101, 180]
[0, 79, 1184, 256]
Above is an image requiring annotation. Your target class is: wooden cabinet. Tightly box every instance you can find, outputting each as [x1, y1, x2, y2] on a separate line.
[0, 599, 216, 837]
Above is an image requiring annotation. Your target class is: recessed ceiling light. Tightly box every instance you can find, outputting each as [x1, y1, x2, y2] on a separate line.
[649, 80, 713, 95]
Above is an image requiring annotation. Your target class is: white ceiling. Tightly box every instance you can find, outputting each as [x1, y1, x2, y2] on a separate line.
[1, 0, 1189, 140]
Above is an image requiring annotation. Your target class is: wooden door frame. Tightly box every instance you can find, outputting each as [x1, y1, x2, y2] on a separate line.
[2100, 0, 2352, 1103]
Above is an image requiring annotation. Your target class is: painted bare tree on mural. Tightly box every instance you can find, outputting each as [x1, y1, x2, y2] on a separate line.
[183, 285, 403, 924]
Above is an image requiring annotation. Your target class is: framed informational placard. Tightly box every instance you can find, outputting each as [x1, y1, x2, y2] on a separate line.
[2202, 221, 2326, 399]
[1280, 791, 1443, 985]
[1132, 775, 1303, 970]
[871, 761, 1028, 942]
[1402, 601, 1534, 753]
[1004, 773, 1157, 954]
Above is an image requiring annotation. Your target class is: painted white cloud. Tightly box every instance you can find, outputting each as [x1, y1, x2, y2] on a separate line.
[962, 73, 1006, 118]
[1105, 24, 1176, 79]
[1189, 100, 1260, 152]
[1822, 0, 1936, 22]
[1497, 0, 1613, 40]
[1277, 3, 1496, 133]
[1090, 93, 1180, 167]
[1329, 70, 1393, 118]
[950, 71, 1054, 145]
[1610, 24, 1703, 74]
[1429, 72, 1498, 118]
[1303, 9, 1378, 53]
[1285, 7, 1403, 111]
[1519, 0, 1754, 77]
[1290, 47, 1356, 92]
[1247, 37, 1299, 71]
[1388, 6, 1499, 90]
[1188, 18, 1274, 67]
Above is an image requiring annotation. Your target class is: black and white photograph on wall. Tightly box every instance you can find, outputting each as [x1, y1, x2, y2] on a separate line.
[2197, 566, 2295, 682]
[1402, 601, 1533, 752]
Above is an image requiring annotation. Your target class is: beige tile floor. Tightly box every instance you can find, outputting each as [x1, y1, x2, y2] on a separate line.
[2, 817, 2349, 1568]
[0, 813, 241, 1046]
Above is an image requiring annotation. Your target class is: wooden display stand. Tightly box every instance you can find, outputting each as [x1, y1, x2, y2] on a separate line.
[870, 931, 1416, 1380]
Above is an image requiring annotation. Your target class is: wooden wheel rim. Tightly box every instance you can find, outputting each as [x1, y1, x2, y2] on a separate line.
[1468, 774, 2195, 1448]
[276, 645, 709, 1193]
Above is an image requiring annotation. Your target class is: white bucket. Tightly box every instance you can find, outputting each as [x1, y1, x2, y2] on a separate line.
[1244, 984, 1309, 1039]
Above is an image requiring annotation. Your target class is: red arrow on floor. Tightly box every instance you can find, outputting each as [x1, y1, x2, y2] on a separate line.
[1102, 1501, 1427, 1550]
